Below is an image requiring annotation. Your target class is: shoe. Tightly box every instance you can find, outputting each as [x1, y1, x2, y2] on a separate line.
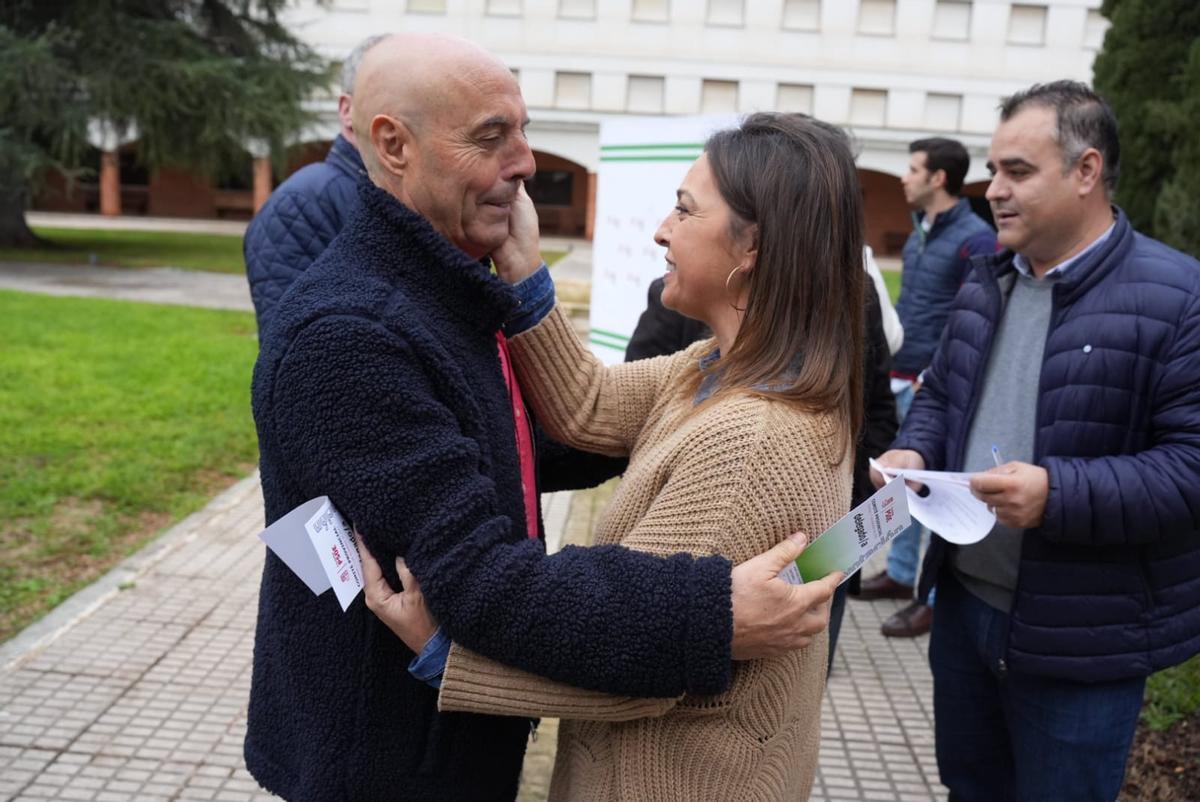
[855, 572, 914, 601]
[881, 601, 933, 638]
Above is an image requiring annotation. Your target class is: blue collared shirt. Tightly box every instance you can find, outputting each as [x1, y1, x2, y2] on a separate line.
[504, 263, 555, 336]
[407, 627, 451, 689]
[1012, 222, 1115, 280]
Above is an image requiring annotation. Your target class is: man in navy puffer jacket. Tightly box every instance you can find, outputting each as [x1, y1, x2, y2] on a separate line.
[243, 36, 383, 332]
[874, 81, 1200, 801]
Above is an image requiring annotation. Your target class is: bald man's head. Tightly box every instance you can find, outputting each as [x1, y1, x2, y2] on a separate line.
[350, 34, 535, 258]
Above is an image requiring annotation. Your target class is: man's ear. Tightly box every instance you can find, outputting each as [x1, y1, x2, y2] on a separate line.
[1075, 147, 1104, 197]
[930, 168, 948, 191]
[371, 114, 412, 177]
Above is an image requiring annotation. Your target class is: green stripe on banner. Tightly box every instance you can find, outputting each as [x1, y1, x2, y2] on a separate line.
[600, 143, 705, 151]
[599, 155, 699, 162]
[589, 337, 627, 351]
[590, 327, 631, 344]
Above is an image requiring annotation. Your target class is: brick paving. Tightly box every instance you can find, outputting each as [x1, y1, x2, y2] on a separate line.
[0, 476, 941, 802]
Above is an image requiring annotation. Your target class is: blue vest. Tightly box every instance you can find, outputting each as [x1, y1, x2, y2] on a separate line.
[893, 198, 995, 376]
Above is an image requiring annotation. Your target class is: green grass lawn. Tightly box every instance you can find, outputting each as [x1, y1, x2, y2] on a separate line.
[2, 227, 246, 273]
[0, 290, 259, 641]
[0, 226, 571, 274]
[542, 249, 568, 267]
[881, 269, 901, 304]
[1143, 654, 1200, 731]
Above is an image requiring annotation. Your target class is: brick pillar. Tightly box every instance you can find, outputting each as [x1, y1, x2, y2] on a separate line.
[584, 172, 597, 241]
[252, 157, 272, 213]
[99, 150, 121, 217]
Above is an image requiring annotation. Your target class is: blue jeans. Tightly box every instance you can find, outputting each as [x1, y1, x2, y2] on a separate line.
[930, 573, 1145, 802]
[887, 379, 934, 603]
[827, 584, 847, 675]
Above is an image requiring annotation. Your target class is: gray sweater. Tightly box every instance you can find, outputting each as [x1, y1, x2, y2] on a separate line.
[954, 271, 1059, 612]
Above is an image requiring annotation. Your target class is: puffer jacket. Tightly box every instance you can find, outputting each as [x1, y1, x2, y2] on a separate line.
[243, 134, 364, 331]
[893, 197, 996, 376]
[897, 208, 1200, 683]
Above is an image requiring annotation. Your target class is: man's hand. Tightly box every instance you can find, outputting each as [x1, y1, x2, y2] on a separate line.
[491, 182, 542, 284]
[730, 532, 844, 661]
[970, 461, 1049, 529]
[870, 448, 925, 489]
[357, 531, 439, 654]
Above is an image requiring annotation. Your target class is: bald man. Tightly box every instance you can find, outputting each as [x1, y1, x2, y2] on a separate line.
[247, 34, 837, 801]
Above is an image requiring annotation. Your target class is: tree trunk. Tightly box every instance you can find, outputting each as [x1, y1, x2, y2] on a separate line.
[0, 181, 41, 248]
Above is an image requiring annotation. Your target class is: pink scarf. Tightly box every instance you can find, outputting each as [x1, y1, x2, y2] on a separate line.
[495, 332, 539, 539]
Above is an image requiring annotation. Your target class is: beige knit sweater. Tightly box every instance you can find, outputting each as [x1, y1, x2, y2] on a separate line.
[439, 306, 851, 802]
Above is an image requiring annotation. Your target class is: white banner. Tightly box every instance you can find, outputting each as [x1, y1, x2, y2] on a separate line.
[589, 115, 738, 364]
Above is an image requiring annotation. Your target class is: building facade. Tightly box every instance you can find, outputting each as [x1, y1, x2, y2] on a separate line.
[37, 0, 1106, 254]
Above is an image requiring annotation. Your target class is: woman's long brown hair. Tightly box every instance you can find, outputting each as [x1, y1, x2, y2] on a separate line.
[698, 112, 865, 452]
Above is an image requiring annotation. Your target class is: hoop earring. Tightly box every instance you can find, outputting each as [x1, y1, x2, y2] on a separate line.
[725, 266, 747, 313]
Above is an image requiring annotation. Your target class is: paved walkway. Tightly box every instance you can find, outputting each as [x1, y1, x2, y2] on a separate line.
[0, 262, 253, 313]
[0, 475, 940, 801]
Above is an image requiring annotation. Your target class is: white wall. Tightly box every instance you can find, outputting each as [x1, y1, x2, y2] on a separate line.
[282, 0, 1105, 178]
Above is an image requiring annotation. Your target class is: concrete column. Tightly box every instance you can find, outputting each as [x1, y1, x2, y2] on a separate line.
[585, 172, 597, 241]
[87, 119, 138, 218]
[247, 138, 272, 213]
[99, 150, 121, 217]
[252, 158, 272, 212]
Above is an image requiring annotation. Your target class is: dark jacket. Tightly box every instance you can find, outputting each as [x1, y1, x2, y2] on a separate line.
[244, 134, 365, 331]
[893, 197, 997, 376]
[897, 209, 1200, 683]
[624, 277, 710, 362]
[854, 282, 899, 507]
[246, 183, 733, 801]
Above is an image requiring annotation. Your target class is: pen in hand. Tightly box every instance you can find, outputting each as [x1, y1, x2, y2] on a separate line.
[991, 445, 1004, 468]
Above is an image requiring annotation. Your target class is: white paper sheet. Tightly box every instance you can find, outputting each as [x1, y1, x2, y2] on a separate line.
[869, 459, 995, 545]
[258, 496, 364, 611]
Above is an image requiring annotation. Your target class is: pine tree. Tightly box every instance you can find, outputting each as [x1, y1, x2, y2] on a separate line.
[1150, 39, 1200, 256]
[1092, 0, 1200, 255]
[0, 0, 330, 247]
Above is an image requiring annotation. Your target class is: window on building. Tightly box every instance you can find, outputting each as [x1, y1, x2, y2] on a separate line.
[559, 0, 594, 18]
[701, 80, 739, 113]
[781, 0, 820, 31]
[1007, 4, 1046, 45]
[1084, 9, 1107, 49]
[857, 0, 895, 36]
[407, 0, 446, 12]
[632, 0, 669, 22]
[924, 93, 962, 130]
[932, 0, 970, 40]
[487, 0, 522, 16]
[776, 83, 814, 114]
[527, 170, 574, 207]
[627, 75, 665, 113]
[707, 0, 744, 26]
[849, 88, 888, 127]
[555, 72, 592, 109]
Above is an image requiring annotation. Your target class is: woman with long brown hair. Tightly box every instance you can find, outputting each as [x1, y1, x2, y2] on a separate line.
[366, 112, 865, 801]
